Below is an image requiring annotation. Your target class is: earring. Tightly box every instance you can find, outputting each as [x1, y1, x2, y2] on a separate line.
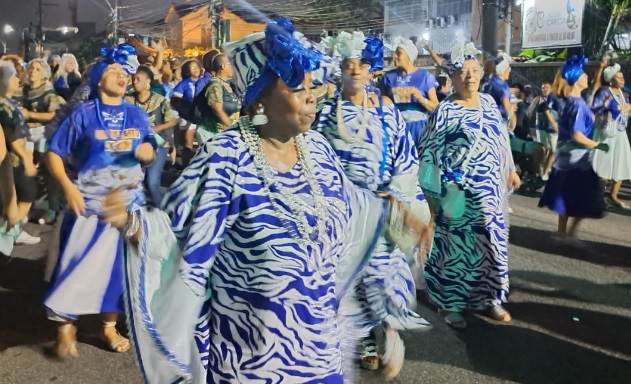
[146, 84, 150, 90]
[251, 105, 268, 126]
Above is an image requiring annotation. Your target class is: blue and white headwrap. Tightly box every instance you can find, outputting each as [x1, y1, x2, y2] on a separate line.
[223, 18, 322, 108]
[445, 39, 480, 74]
[295, 32, 334, 86]
[325, 31, 384, 73]
[88, 43, 139, 91]
[561, 55, 588, 86]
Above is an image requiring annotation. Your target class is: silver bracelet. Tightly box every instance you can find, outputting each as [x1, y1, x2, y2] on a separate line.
[122, 210, 141, 241]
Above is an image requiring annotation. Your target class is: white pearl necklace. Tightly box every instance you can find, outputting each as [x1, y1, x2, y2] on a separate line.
[336, 91, 369, 143]
[609, 87, 628, 119]
[240, 116, 330, 245]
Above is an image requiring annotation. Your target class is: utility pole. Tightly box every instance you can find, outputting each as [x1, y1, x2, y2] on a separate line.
[37, 0, 59, 41]
[482, 0, 499, 58]
[504, 0, 513, 55]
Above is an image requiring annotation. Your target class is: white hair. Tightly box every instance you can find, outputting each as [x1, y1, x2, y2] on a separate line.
[27, 58, 52, 83]
[0, 61, 16, 97]
[55, 53, 81, 84]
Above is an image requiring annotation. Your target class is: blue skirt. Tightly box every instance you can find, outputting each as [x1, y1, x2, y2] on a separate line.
[538, 167, 605, 218]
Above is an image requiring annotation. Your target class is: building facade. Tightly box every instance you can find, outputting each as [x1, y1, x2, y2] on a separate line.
[384, 0, 522, 55]
[164, 3, 267, 56]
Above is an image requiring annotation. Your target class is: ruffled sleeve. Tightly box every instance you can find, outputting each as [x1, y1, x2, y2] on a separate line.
[125, 133, 241, 384]
[385, 105, 430, 224]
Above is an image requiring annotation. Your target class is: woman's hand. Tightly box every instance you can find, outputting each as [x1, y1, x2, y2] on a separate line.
[417, 219, 434, 267]
[135, 142, 155, 164]
[507, 170, 521, 191]
[411, 89, 426, 104]
[23, 161, 37, 177]
[63, 183, 86, 216]
[19, 108, 31, 121]
[380, 192, 432, 264]
[103, 188, 128, 230]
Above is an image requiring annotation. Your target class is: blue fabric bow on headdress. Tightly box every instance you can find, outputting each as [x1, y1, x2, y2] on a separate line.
[362, 36, 384, 72]
[561, 55, 588, 86]
[242, 18, 321, 108]
[88, 43, 138, 91]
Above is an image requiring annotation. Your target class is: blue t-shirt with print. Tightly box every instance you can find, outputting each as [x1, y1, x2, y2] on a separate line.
[378, 68, 438, 121]
[49, 100, 155, 176]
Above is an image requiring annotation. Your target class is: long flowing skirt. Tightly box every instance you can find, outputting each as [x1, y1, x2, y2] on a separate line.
[592, 129, 631, 181]
[425, 219, 510, 312]
[44, 214, 124, 320]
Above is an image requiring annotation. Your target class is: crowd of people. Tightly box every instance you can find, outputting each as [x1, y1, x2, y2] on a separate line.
[0, 16, 629, 384]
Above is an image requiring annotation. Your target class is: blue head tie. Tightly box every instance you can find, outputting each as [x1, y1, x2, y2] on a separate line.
[362, 36, 384, 73]
[88, 45, 137, 91]
[561, 55, 588, 86]
[242, 18, 321, 108]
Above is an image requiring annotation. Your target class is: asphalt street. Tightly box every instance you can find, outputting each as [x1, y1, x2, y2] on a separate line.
[1, 191, 630, 384]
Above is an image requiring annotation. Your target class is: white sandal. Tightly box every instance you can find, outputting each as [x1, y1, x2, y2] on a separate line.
[101, 321, 130, 353]
[360, 338, 380, 370]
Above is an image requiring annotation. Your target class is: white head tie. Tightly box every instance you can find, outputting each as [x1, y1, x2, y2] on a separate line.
[603, 63, 621, 83]
[446, 38, 480, 74]
[389, 36, 418, 61]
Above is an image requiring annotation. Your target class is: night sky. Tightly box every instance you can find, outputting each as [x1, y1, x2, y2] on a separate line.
[0, 0, 198, 54]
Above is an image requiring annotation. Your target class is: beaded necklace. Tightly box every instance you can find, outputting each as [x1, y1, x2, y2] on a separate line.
[336, 91, 368, 143]
[240, 116, 330, 245]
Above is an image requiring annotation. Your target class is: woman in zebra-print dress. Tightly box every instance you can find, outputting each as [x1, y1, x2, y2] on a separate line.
[417, 47, 521, 329]
[314, 31, 431, 377]
[104, 20, 429, 384]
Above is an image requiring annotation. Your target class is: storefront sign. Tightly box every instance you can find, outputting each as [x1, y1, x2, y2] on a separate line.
[522, 0, 585, 48]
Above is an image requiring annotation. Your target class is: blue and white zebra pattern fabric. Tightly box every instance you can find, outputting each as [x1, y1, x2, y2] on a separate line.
[125, 127, 390, 384]
[314, 97, 431, 332]
[417, 93, 513, 312]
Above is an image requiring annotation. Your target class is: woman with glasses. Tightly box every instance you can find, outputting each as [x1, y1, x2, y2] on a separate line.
[105, 20, 428, 384]
[315, 31, 431, 378]
[417, 42, 521, 329]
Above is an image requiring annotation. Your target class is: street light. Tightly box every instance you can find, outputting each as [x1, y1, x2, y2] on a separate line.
[1, 24, 14, 54]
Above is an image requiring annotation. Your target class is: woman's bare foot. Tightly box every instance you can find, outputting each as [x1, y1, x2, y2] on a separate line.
[55, 323, 78, 359]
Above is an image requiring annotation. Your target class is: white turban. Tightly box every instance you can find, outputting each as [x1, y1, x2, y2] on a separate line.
[389, 36, 418, 61]
[495, 52, 512, 75]
[603, 63, 621, 83]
